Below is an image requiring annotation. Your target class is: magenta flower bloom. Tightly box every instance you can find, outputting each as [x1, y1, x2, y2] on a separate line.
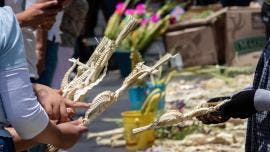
[151, 14, 159, 23]
[125, 9, 136, 16]
[135, 4, 146, 14]
[116, 2, 125, 14]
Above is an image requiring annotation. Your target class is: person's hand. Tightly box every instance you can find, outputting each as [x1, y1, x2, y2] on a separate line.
[37, 16, 56, 31]
[33, 84, 90, 122]
[35, 29, 47, 75]
[218, 89, 257, 119]
[57, 118, 88, 149]
[16, 0, 61, 28]
[34, 118, 88, 149]
[196, 96, 231, 124]
[197, 90, 257, 124]
[59, 0, 73, 7]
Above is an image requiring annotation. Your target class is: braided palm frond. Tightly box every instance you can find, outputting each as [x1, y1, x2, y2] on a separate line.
[132, 101, 226, 134]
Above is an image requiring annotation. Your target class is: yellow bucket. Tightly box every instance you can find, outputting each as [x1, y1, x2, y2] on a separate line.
[121, 111, 155, 151]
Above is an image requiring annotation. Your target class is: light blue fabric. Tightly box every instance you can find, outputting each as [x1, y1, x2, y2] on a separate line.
[0, 6, 27, 128]
[0, 6, 27, 71]
[0, 6, 48, 152]
[0, 7, 49, 140]
[0, 6, 26, 144]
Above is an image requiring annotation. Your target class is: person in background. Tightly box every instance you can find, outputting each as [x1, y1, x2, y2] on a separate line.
[33, 12, 64, 87]
[51, 0, 88, 89]
[34, 7, 73, 88]
[0, 6, 88, 151]
[74, 0, 122, 70]
[6, 0, 59, 80]
[262, 0, 270, 39]
[26, 0, 71, 87]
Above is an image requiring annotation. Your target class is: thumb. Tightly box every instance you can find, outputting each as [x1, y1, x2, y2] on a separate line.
[75, 118, 88, 133]
[77, 125, 88, 133]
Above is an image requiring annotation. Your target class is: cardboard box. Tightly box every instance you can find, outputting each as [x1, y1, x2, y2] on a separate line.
[164, 26, 218, 67]
[164, 6, 227, 65]
[232, 51, 261, 67]
[225, 6, 266, 65]
[168, 5, 226, 32]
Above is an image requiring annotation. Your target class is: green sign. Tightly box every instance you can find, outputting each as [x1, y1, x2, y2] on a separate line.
[233, 36, 266, 54]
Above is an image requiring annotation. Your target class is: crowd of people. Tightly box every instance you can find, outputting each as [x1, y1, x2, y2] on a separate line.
[1, 0, 270, 152]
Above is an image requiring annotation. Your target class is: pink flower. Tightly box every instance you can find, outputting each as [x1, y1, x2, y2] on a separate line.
[170, 6, 185, 21]
[125, 9, 136, 16]
[151, 14, 159, 23]
[116, 2, 125, 14]
[135, 4, 146, 14]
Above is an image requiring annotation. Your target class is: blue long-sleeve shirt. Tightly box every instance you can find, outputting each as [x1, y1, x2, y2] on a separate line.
[0, 6, 49, 140]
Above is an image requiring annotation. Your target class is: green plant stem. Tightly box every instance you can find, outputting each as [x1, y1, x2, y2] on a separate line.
[136, 16, 170, 52]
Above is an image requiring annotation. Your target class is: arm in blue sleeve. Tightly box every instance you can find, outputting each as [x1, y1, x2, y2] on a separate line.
[0, 6, 49, 140]
[0, 6, 27, 70]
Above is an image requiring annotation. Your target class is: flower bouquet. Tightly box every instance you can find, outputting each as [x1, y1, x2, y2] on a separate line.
[104, 0, 184, 109]
[105, 0, 185, 72]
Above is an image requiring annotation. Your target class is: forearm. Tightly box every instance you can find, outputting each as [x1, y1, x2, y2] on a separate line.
[233, 88, 270, 112]
[15, 1, 61, 28]
[33, 120, 88, 149]
[32, 121, 67, 149]
[36, 29, 48, 74]
[0, 67, 72, 148]
[6, 123, 72, 151]
[36, 29, 47, 57]
[5, 127, 38, 152]
[32, 83, 50, 97]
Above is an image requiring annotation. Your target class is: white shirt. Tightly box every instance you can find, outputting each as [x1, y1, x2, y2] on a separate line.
[26, 0, 64, 43]
[5, 0, 23, 13]
[48, 11, 64, 43]
[7, 0, 39, 78]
